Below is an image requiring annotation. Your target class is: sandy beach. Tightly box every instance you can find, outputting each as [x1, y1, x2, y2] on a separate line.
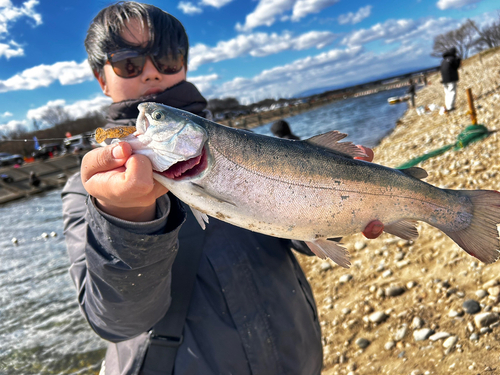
[295, 47, 500, 375]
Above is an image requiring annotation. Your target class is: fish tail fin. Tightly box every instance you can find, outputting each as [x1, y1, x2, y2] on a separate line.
[443, 190, 500, 263]
[306, 239, 351, 268]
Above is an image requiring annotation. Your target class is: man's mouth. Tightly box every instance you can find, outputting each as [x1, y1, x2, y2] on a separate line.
[157, 147, 208, 180]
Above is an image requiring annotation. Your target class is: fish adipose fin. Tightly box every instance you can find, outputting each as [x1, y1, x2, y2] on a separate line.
[305, 131, 367, 159]
[443, 190, 500, 264]
[190, 206, 209, 230]
[306, 239, 351, 268]
[384, 220, 419, 240]
[399, 167, 428, 180]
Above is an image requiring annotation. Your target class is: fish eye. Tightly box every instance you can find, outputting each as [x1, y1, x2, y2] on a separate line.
[152, 110, 166, 121]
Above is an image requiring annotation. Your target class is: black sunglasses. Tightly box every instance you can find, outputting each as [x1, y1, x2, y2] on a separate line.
[106, 49, 185, 78]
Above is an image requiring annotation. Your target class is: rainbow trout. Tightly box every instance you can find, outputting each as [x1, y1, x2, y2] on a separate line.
[108, 102, 500, 268]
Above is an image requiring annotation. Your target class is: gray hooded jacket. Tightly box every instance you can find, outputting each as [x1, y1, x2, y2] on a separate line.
[61, 82, 323, 375]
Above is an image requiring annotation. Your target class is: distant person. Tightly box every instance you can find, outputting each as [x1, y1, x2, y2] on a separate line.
[406, 79, 416, 108]
[270, 119, 300, 139]
[29, 171, 41, 188]
[440, 47, 461, 112]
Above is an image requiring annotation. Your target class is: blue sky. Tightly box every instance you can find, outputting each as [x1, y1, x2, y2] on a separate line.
[0, 0, 498, 136]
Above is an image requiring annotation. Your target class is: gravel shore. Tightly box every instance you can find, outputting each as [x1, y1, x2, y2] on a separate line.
[296, 47, 500, 375]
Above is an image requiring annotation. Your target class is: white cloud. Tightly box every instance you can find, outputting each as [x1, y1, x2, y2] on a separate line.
[236, 0, 295, 32]
[189, 30, 336, 70]
[178, 1, 203, 15]
[188, 73, 220, 93]
[26, 96, 111, 127]
[341, 16, 459, 46]
[0, 119, 27, 136]
[0, 0, 42, 60]
[1, 111, 12, 117]
[291, 0, 340, 22]
[0, 40, 23, 58]
[0, 60, 93, 93]
[338, 5, 372, 25]
[436, 0, 481, 10]
[200, 0, 233, 8]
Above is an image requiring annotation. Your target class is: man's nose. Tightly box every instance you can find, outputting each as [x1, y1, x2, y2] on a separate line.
[141, 56, 162, 81]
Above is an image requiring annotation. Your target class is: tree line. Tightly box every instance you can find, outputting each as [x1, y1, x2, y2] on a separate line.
[432, 14, 500, 59]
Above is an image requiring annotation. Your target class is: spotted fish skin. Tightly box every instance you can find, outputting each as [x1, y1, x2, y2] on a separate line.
[127, 102, 500, 268]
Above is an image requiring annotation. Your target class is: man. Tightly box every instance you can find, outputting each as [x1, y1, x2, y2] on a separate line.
[62, 2, 382, 374]
[440, 47, 461, 112]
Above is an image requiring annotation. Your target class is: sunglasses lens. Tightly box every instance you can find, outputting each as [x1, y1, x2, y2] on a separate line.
[152, 53, 184, 75]
[107, 49, 185, 78]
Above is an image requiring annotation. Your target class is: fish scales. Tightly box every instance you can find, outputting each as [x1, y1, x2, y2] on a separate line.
[115, 102, 500, 267]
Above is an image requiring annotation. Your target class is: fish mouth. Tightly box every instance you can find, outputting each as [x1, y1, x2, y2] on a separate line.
[157, 147, 208, 180]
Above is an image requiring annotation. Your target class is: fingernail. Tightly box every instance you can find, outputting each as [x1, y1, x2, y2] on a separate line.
[112, 144, 125, 159]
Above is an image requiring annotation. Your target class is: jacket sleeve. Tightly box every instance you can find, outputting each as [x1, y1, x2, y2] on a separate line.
[62, 173, 186, 343]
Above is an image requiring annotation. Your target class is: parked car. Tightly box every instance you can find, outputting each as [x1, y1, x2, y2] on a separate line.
[32, 143, 62, 160]
[0, 152, 24, 167]
[63, 133, 95, 154]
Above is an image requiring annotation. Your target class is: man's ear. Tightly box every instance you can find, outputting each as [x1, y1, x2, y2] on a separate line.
[94, 70, 110, 97]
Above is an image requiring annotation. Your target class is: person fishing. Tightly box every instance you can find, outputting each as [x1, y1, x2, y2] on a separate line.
[62, 2, 383, 374]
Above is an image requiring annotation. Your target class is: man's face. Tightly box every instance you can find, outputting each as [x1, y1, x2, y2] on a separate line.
[97, 18, 186, 102]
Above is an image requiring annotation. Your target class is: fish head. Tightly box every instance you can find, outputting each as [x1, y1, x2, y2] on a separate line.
[134, 102, 209, 178]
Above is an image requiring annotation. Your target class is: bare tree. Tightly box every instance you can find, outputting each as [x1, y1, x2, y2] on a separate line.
[432, 20, 478, 59]
[38, 105, 71, 127]
[471, 14, 500, 51]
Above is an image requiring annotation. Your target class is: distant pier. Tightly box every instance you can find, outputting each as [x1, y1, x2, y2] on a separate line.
[0, 154, 84, 204]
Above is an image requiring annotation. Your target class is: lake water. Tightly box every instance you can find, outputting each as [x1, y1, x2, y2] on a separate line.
[0, 87, 409, 375]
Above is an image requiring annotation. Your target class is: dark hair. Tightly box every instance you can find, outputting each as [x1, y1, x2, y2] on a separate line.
[85, 1, 189, 78]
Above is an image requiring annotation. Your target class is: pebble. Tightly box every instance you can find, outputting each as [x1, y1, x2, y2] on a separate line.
[354, 241, 366, 251]
[462, 299, 481, 314]
[448, 308, 464, 318]
[382, 269, 392, 278]
[443, 336, 458, 349]
[320, 262, 332, 271]
[11, 237, 18, 244]
[385, 285, 405, 297]
[384, 341, 395, 350]
[411, 317, 424, 330]
[475, 289, 488, 299]
[368, 311, 388, 324]
[339, 274, 353, 283]
[393, 324, 408, 341]
[50, 231, 57, 237]
[483, 279, 499, 289]
[429, 331, 451, 341]
[355, 337, 370, 349]
[41, 232, 49, 239]
[469, 333, 479, 341]
[474, 312, 500, 328]
[413, 328, 434, 341]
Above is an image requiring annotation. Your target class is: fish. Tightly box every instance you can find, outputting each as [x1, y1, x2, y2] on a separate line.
[112, 102, 500, 268]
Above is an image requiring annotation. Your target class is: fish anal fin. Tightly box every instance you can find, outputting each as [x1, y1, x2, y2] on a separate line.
[189, 206, 209, 230]
[306, 239, 351, 268]
[400, 167, 428, 180]
[384, 220, 419, 240]
[305, 131, 367, 159]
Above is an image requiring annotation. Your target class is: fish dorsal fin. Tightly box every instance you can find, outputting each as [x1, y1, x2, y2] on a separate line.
[399, 167, 428, 180]
[305, 130, 367, 159]
[189, 206, 209, 230]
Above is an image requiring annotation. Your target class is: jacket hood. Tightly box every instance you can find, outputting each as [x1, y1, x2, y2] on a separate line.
[443, 47, 458, 58]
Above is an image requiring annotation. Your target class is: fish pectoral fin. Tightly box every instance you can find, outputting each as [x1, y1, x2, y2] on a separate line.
[384, 220, 419, 240]
[305, 131, 367, 159]
[306, 239, 351, 268]
[189, 206, 209, 230]
[399, 167, 428, 180]
[191, 183, 237, 206]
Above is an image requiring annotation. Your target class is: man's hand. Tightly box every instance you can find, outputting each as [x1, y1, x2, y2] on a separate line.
[81, 142, 168, 222]
[353, 145, 384, 239]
